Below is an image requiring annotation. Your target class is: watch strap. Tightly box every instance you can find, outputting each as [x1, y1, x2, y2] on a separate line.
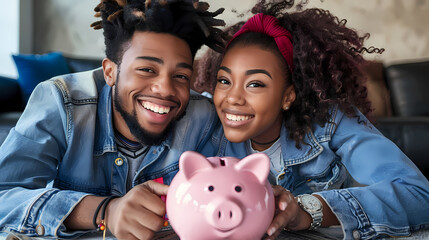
[297, 194, 323, 230]
[309, 210, 323, 230]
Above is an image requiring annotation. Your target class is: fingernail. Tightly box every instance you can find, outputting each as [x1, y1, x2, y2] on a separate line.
[280, 202, 287, 211]
[268, 227, 276, 236]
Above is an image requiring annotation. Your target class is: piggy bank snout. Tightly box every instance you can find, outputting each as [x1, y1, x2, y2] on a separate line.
[206, 198, 243, 232]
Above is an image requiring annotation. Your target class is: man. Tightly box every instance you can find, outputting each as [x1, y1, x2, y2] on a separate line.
[0, 0, 224, 239]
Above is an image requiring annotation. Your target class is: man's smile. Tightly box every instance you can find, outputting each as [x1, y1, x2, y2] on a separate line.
[141, 101, 171, 114]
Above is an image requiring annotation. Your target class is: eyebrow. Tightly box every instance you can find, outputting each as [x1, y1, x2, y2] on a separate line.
[219, 66, 231, 74]
[136, 56, 193, 71]
[245, 69, 272, 79]
[177, 62, 193, 71]
[219, 66, 272, 79]
[137, 56, 163, 64]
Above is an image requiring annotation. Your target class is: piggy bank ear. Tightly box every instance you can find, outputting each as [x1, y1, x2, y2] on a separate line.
[235, 153, 270, 184]
[180, 151, 214, 180]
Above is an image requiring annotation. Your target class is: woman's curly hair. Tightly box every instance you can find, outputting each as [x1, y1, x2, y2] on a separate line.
[91, 0, 225, 65]
[227, 0, 384, 148]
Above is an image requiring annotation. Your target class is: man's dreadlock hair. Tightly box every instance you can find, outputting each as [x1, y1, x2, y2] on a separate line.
[91, 0, 225, 65]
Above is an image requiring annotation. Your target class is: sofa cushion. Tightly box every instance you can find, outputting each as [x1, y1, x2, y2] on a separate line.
[385, 60, 429, 116]
[0, 76, 23, 112]
[12, 52, 70, 103]
[0, 76, 19, 101]
[64, 55, 102, 73]
[362, 61, 392, 118]
[376, 117, 429, 179]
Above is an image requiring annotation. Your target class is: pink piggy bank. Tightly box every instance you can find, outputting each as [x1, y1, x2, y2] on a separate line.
[166, 151, 275, 240]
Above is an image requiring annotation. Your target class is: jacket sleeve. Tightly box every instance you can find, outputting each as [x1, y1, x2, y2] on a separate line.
[316, 110, 429, 240]
[0, 80, 91, 238]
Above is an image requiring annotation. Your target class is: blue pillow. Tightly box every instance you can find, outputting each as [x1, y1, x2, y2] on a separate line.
[12, 52, 70, 103]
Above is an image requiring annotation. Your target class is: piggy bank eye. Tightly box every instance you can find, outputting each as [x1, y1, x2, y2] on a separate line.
[208, 185, 215, 192]
[234, 186, 242, 193]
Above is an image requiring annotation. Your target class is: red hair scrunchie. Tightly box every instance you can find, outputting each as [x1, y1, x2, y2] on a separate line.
[227, 13, 293, 72]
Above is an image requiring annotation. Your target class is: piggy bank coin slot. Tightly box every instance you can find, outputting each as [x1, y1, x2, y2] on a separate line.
[220, 159, 226, 166]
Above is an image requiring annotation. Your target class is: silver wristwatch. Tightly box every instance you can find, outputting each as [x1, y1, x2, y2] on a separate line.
[296, 194, 323, 230]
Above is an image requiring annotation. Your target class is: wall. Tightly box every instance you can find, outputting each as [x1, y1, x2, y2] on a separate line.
[22, 0, 429, 65]
[33, 0, 103, 58]
[0, 2, 19, 78]
[304, 0, 429, 64]
[0, 1, 33, 78]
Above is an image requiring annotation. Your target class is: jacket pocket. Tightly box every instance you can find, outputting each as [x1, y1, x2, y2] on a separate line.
[135, 163, 179, 186]
[298, 157, 347, 192]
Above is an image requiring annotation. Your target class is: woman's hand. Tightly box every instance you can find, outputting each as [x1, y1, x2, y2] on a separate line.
[105, 180, 169, 240]
[264, 185, 312, 240]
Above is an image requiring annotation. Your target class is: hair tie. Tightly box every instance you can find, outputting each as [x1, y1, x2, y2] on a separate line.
[227, 13, 293, 72]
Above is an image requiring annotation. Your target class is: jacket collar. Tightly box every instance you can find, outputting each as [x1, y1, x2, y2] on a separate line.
[94, 84, 116, 155]
[280, 126, 324, 166]
[281, 106, 339, 165]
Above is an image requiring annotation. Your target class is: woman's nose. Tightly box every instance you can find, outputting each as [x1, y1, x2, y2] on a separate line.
[226, 87, 245, 105]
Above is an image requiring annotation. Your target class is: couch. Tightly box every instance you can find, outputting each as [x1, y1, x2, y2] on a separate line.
[0, 54, 102, 144]
[364, 59, 429, 178]
[1, 56, 428, 178]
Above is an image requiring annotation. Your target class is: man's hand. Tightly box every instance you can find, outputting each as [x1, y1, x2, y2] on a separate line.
[106, 180, 169, 240]
[264, 185, 312, 240]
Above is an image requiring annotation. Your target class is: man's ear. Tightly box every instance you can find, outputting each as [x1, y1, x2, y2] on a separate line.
[102, 58, 117, 87]
[282, 85, 296, 110]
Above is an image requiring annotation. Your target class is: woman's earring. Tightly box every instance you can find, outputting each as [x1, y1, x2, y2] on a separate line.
[283, 106, 289, 111]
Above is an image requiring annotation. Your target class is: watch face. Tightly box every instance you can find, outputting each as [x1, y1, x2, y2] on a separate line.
[301, 195, 322, 213]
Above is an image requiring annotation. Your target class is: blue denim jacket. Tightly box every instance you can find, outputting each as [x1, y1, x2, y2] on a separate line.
[0, 69, 219, 238]
[212, 107, 429, 240]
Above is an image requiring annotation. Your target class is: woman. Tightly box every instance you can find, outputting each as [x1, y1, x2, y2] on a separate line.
[209, 1, 429, 239]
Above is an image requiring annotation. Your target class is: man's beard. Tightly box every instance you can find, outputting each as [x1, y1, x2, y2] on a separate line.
[113, 72, 186, 146]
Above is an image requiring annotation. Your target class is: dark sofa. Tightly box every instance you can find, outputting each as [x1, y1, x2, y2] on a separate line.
[0, 55, 102, 144]
[364, 59, 429, 178]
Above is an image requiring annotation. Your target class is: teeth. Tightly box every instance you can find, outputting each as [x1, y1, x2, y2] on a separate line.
[142, 102, 171, 114]
[226, 113, 251, 121]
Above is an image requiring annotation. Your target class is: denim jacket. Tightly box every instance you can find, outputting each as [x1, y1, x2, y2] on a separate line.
[212, 107, 429, 240]
[0, 69, 219, 238]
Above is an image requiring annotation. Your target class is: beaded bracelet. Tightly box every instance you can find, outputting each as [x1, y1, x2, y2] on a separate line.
[92, 196, 120, 230]
[93, 197, 109, 230]
[99, 196, 120, 231]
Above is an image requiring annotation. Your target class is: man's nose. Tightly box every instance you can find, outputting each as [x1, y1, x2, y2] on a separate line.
[151, 75, 176, 97]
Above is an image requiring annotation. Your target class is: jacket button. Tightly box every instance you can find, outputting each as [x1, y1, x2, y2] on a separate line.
[352, 229, 360, 239]
[36, 221, 45, 236]
[115, 158, 124, 166]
